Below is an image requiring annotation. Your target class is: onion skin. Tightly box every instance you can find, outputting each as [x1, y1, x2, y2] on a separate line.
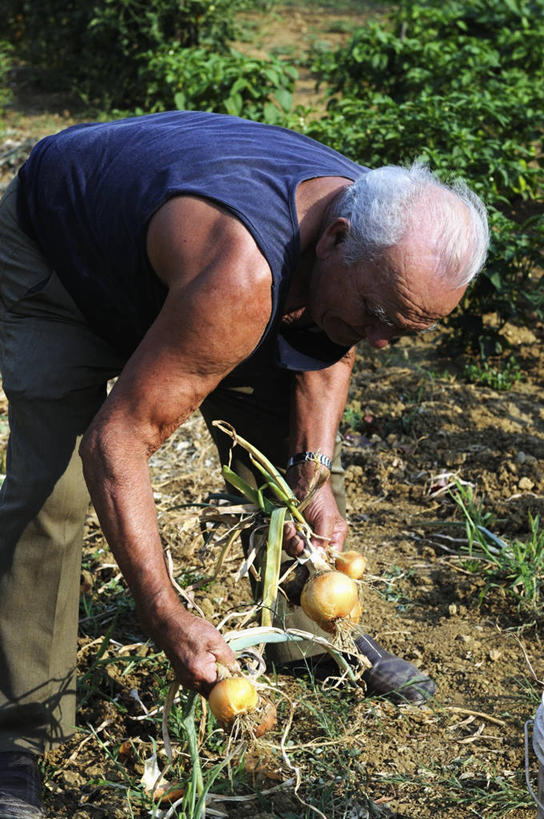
[335, 551, 367, 580]
[149, 785, 185, 805]
[209, 677, 258, 727]
[300, 571, 359, 631]
[253, 698, 277, 738]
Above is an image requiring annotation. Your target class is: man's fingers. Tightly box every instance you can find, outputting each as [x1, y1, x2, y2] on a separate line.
[328, 518, 348, 551]
[226, 658, 242, 675]
[283, 521, 305, 556]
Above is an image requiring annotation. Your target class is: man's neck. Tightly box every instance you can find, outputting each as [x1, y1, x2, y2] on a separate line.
[286, 176, 352, 315]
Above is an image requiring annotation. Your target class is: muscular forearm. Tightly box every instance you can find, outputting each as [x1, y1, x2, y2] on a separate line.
[289, 348, 355, 459]
[80, 428, 173, 611]
[79, 426, 236, 693]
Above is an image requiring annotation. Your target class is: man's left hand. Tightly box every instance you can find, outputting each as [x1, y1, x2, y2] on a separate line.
[283, 464, 347, 556]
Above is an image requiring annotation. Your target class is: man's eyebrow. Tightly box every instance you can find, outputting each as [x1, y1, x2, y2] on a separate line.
[368, 303, 438, 335]
[421, 322, 438, 333]
[367, 302, 396, 327]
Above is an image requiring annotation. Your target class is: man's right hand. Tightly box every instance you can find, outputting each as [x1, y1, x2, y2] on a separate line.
[141, 596, 238, 697]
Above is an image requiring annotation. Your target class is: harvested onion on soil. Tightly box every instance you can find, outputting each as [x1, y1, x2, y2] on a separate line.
[335, 550, 367, 580]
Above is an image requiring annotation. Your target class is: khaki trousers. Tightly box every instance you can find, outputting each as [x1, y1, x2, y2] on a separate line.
[0, 178, 346, 753]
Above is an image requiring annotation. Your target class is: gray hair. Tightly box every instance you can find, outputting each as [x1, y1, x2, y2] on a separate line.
[329, 162, 489, 288]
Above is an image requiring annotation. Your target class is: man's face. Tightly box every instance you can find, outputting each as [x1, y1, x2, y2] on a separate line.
[308, 226, 467, 350]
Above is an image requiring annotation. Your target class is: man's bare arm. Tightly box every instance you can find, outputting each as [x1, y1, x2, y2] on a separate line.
[79, 198, 272, 693]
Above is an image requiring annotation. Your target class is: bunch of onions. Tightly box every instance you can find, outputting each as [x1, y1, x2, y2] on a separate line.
[208, 676, 276, 738]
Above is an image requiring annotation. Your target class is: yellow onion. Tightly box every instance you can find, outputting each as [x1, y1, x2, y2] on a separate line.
[300, 570, 359, 632]
[209, 677, 258, 727]
[335, 550, 367, 580]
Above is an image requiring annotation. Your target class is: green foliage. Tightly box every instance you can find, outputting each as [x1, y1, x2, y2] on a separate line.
[342, 405, 365, 430]
[452, 482, 544, 611]
[463, 357, 522, 391]
[5, 0, 299, 122]
[139, 46, 297, 122]
[5, 0, 248, 108]
[312, 1, 544, 104]
[305, 0, 544, 344]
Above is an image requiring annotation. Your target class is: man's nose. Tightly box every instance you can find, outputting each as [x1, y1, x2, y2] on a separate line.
[365, 324, 392, 349]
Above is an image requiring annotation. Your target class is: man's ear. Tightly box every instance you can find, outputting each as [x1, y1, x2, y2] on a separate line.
[315, 217, 350, 259]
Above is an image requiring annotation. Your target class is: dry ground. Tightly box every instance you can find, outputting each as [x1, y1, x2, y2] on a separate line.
[1, 325, 542, 818]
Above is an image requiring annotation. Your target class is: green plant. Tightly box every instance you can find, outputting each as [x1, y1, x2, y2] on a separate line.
[139, 46, 297, 121]
[451, 481, 544, 611]
[374, 757, 533, 817]
[378, 565, 414, 610]
[342, 405, 364, 430]
[5, 0, 249, 108]
[463, 357, 523, 390]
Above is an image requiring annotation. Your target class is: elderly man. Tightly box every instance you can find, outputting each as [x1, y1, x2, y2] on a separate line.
[0, 110, 488, 817]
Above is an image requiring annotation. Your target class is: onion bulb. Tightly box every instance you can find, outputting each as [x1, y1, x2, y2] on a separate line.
[301, 570, 359, 632]
[335, 550, 367, 580]
[208, 677, 258, 727]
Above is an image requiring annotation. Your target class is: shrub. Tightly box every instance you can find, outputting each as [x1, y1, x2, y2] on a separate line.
[306, 0, 544, 345]
[139, 46, 297, 123]
[5, 0, 248, 109]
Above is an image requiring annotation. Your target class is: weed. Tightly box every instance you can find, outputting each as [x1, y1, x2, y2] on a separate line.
[451, 481, 544, 611]
[376, 565, 415, 611]
[463, 358, 523, 391]
[342, 405, 365, 430]
[326, 20, 353, 34]
[399, 384, 426, 435]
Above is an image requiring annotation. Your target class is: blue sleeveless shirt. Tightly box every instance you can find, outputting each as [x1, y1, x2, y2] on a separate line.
[17, 111, 368, 375]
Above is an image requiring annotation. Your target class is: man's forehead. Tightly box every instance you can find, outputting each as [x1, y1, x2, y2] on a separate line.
[388, 260, 465, 324]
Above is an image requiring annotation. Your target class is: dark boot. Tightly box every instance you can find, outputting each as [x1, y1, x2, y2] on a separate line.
[0, 752, 44, 818]
[279, 635, 436, 704]
[355, 634, 437, 704]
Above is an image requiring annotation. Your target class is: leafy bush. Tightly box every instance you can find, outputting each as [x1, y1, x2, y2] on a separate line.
[312, 2, 544, 102]
[139, 46, 297, 123]
[302, 91, 541, 203]
[5, 0, 248, 108]
[306, 0, 544, 345]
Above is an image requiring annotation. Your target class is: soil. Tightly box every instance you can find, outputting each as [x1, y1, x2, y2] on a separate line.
[1, 4, 543, 818]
